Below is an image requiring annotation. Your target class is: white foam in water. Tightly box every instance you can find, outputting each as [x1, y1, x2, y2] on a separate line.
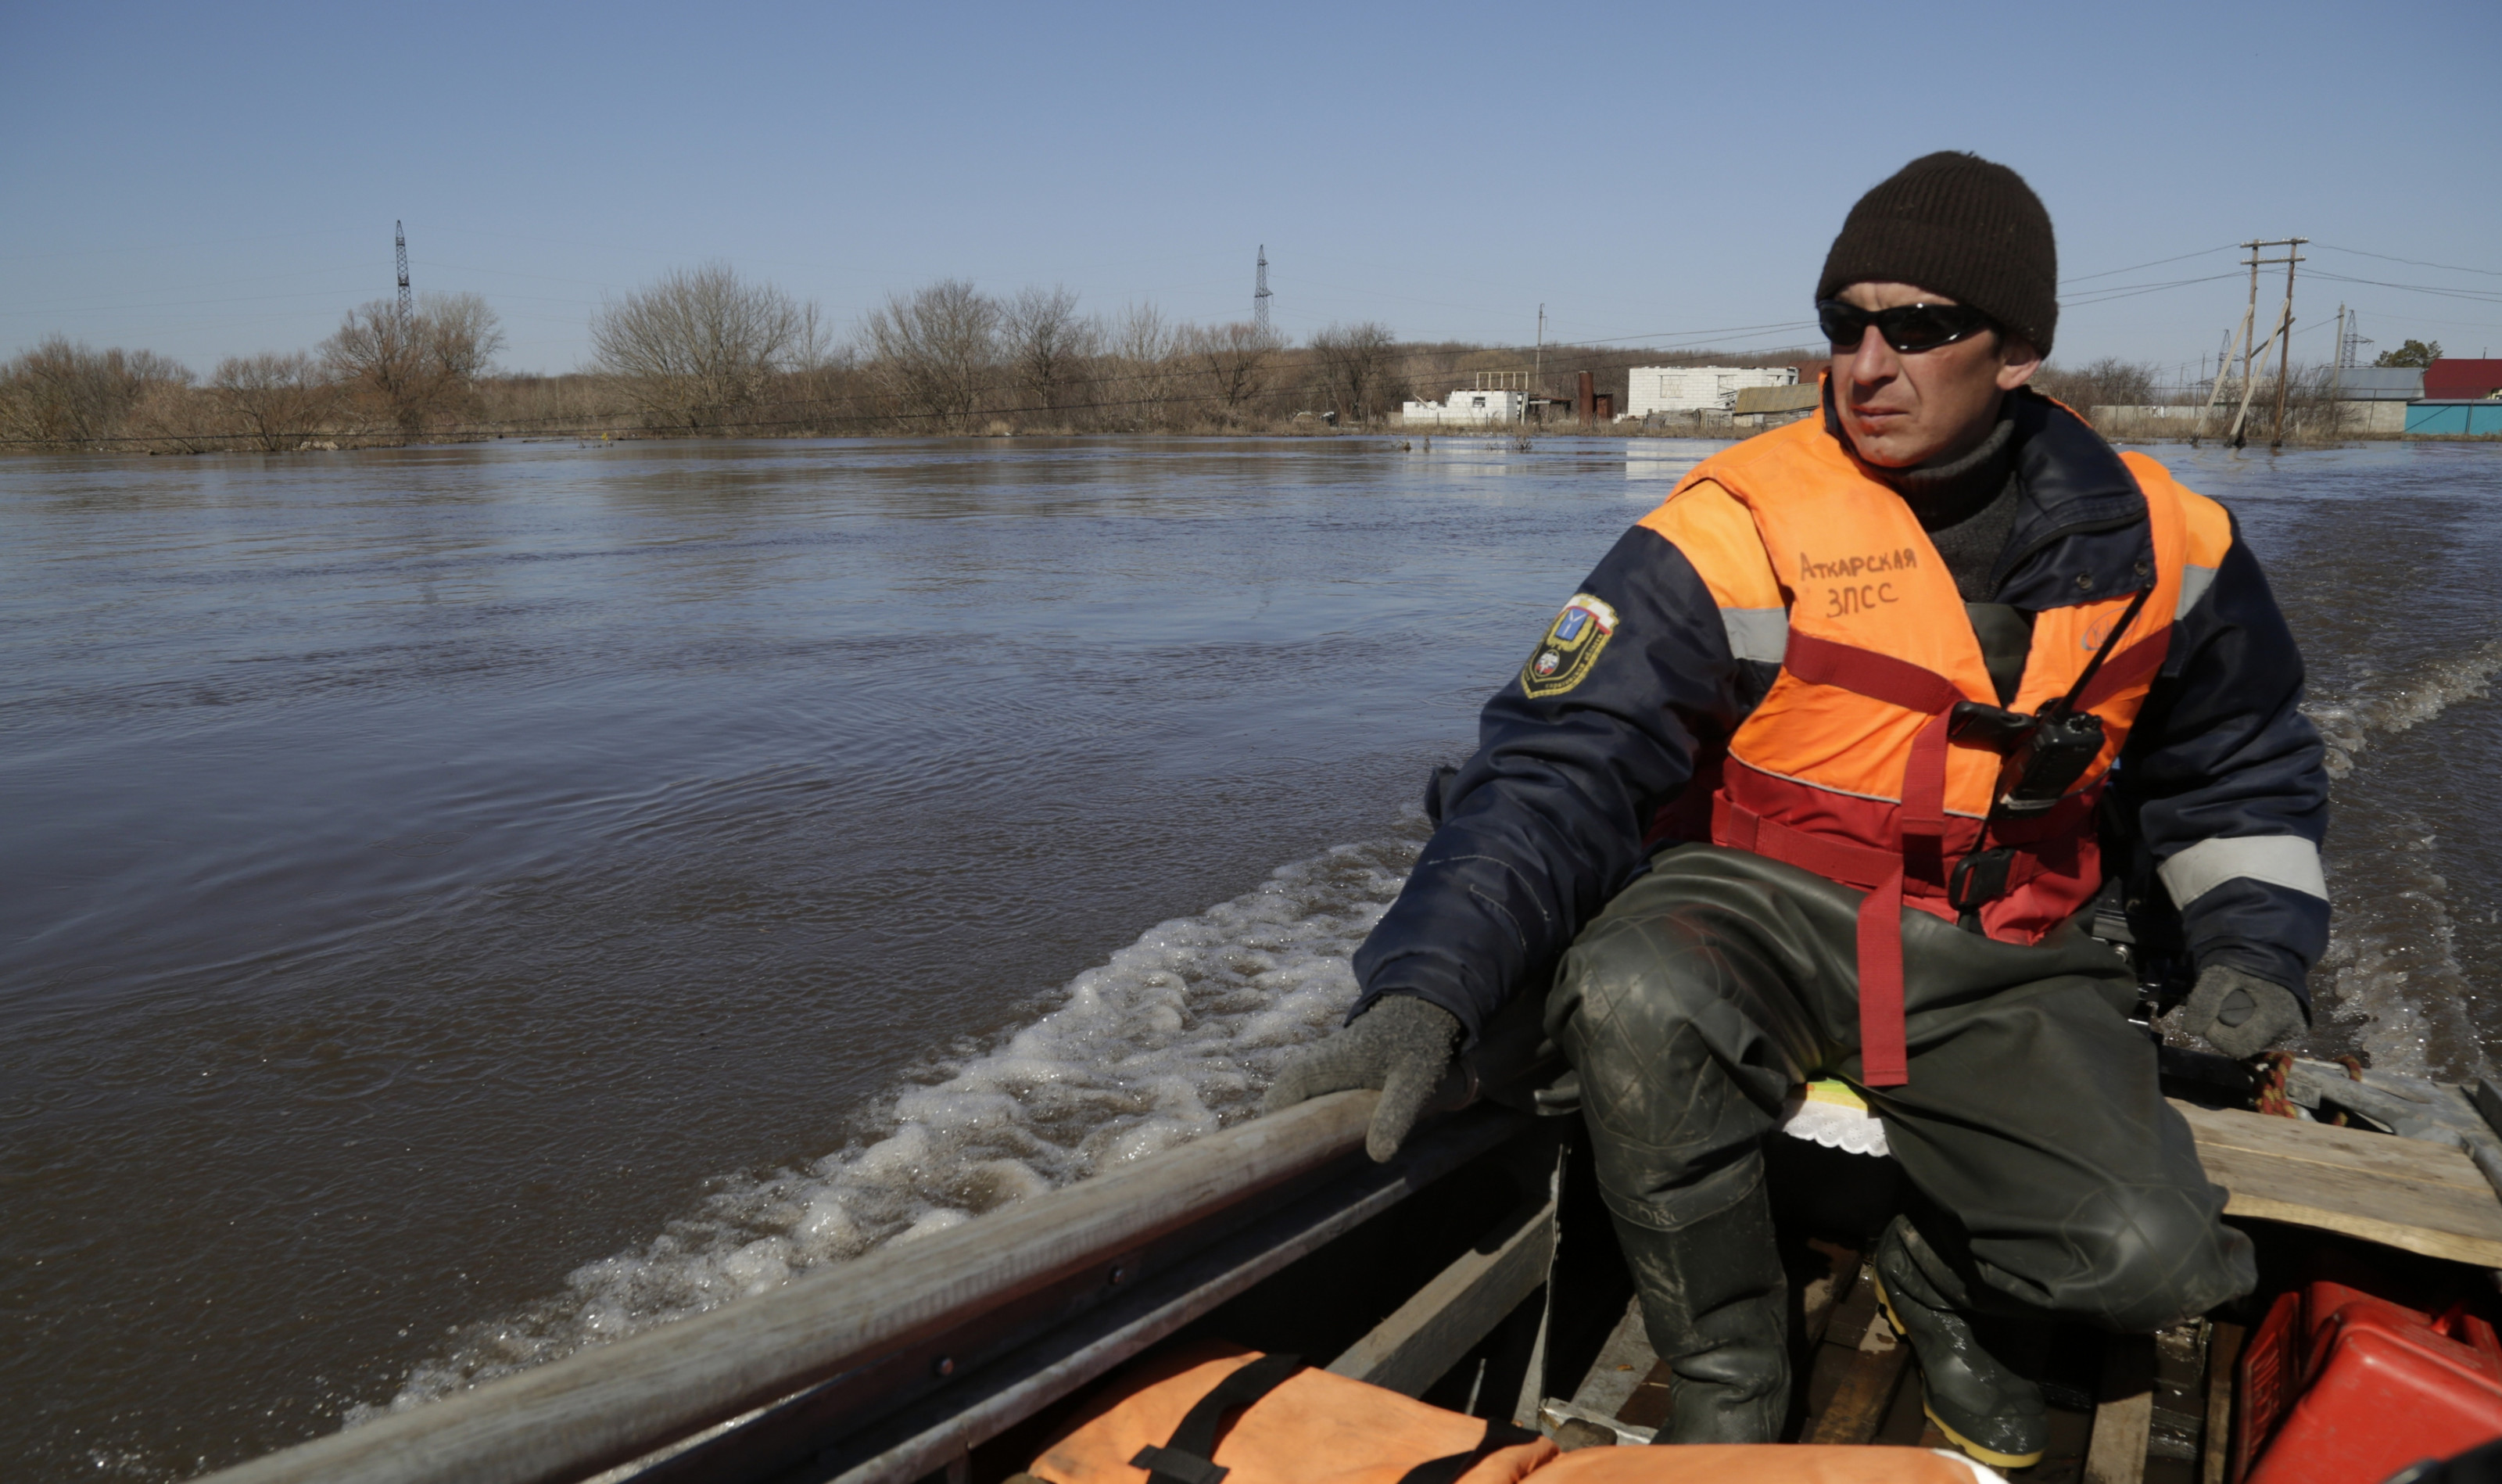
[357, 641, 2502, 1419]
[2299, 642, 2502, 1081]
[2314, 814, 2483, 1081]
[363, 829, 1423, 1417]
[2307, 638, 2502, 780]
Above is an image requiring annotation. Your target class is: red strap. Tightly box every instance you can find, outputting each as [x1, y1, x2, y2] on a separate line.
[1855, 869, 1909, 1087]
[2073, 629, 2171, 712]
[1714, 796, 1897, 890]
[1782, 635, 1963, 1086]
[1784, 630, 1963, 715]
[1712, 795, 1913, 1088]
[1900, 710, 1952, 885]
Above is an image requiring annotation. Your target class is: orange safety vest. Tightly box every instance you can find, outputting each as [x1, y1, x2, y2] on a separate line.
[1640, 414, 2232, 1087]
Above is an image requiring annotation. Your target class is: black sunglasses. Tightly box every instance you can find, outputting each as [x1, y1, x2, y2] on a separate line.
[1816, 299, 1995, 353]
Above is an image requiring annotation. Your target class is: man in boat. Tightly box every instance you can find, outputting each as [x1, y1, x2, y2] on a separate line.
[1266, 152, 2328, 1465]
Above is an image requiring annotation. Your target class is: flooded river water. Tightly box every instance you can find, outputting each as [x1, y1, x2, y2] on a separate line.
[4, 436, 2498, 1480]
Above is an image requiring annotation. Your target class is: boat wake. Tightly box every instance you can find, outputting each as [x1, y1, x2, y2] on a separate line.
[2307, 638, 2502, 780]
[361, 827, 1425, 1418]
[360, 641, 2502, 1418]
[2314, 808, 2485, 1082]
[2302, 641, 2502, 1081]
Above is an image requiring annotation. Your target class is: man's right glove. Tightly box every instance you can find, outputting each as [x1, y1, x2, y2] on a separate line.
[1261, 994, 1461, 1163]
[2181, 964, 2307, 1059]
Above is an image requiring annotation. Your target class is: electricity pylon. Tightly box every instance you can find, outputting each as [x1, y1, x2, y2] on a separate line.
[395, 221, 412, 321]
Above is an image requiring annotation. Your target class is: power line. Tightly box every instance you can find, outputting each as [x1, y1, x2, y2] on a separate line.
[1567, 317, 1819, 348]
[2314, 242, 2502, 280]
[2059, 271, 2246, 307]
[2059, 244, 2239, 286]
[2305, 269, 2502, 306]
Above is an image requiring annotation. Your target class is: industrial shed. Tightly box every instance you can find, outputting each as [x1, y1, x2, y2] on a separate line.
[1625, 365, 1796, 417]
[2325, 367, 2423, 400]
[1730, 383, 1822, 427]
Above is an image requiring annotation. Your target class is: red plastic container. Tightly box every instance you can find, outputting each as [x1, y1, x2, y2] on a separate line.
[2238, 1278, 2502, 1484]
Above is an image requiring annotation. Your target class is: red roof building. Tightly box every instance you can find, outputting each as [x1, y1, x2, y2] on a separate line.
[2421, 359, 2502, 400]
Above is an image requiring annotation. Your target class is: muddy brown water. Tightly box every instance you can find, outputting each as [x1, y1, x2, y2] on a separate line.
[2, 436, 2497, 1481]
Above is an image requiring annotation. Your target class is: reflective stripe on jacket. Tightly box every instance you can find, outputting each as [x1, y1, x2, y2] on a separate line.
[1353, 389, 2329, 1047]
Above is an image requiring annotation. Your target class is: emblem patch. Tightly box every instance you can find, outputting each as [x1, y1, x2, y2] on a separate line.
[1521, 593, 1619, 698]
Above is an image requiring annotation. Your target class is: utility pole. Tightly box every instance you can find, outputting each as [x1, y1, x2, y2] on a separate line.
[395, 220, 412, 322]
[2267, 240, 2304, 449]
[2194, 316, 2246, 448]
[2213, 238, 2303, 450]
[1253, 246, 1271, 335]
[2328, 304, 2346, 433]
[1532, 304, 1545, 426]
[2321, 300, 2342, 415]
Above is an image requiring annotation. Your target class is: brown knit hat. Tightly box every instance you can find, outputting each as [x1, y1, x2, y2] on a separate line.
[1816, 152, 2058, 354]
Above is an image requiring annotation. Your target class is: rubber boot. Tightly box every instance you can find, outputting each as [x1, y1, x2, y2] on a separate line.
[1870, 1214, 2049, 1469]
[1608, 1182, 1790, 1444]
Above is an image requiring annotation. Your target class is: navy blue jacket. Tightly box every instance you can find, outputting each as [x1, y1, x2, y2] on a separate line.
[1353, 393, 2331, 1041]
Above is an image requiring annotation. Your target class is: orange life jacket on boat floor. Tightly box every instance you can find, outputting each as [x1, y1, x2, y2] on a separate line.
[1643, 414, 2234, 1085]
[1027, 1342, 1555, 1484]
[1022, 1342, 2006, 1484]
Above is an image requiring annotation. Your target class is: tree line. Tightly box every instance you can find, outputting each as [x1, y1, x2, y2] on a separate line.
[24, 261, 2235, 452]
[0, 292, 507, 451]
[3, 266, 1428, 449]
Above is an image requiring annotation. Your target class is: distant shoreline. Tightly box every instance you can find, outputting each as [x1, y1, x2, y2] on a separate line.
[11, 407, 2499, 457]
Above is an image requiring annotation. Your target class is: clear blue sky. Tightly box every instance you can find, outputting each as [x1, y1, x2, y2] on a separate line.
[5, 0, 2497, 382]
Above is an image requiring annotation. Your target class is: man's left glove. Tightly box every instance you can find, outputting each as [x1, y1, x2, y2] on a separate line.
[2181, 964, 2307, 1059]
[1262, 994, 1461, 1163]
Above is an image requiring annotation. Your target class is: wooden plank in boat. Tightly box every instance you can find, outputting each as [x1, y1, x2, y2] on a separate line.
[1611, 1238, 1859, 1436]
[1801, 1295, 1912, 1445]
[2171, 1099, 2502, 1267]
[2200, 1321, 2245, 1484]
[1565, 1299, 1652, 1421]
[1325, 1195, 1554, 1397]
[2084, 1334, 2155, 1484]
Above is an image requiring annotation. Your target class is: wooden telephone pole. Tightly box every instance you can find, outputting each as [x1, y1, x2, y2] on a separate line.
[2203, 238, 2305, 450]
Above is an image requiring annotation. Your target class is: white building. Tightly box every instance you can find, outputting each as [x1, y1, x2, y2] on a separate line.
[1399, 388, 1527, 425]
[1625, 365, 1798, 418]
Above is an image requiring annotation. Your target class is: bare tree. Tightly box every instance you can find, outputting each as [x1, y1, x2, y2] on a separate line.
[1188, 321, 1285, 419]
[1307, 321, 1400, 423]
[324, 292, 504, 436]
[590, 264, 816, 431]
[424, 294, 505, 384]
[860, 279, 1000, 429]
[2036, 356, 2160, 412]
[1002, 285, 1096, 416]
[210, 352, 335, 451]
[1106, 302, 1184, 427]
[0, 336, 192, 447]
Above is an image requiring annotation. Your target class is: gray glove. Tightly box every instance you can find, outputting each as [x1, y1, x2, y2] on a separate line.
[2181, 965, 2307, 1059]
[1262, 995, 1461, 1163]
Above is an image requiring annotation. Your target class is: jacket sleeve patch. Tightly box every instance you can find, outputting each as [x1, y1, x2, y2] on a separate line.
[1522, 593, 1619, 697]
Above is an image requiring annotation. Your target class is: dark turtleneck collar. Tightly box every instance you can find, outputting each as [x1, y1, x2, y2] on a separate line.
[1819, 382, 2158, 612]
[1873, 400, 2017, 533]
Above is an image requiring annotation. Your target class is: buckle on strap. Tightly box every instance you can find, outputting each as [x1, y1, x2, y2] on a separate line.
[1948, 699, 2038, 750]
[1948, 848, 2016, 912]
